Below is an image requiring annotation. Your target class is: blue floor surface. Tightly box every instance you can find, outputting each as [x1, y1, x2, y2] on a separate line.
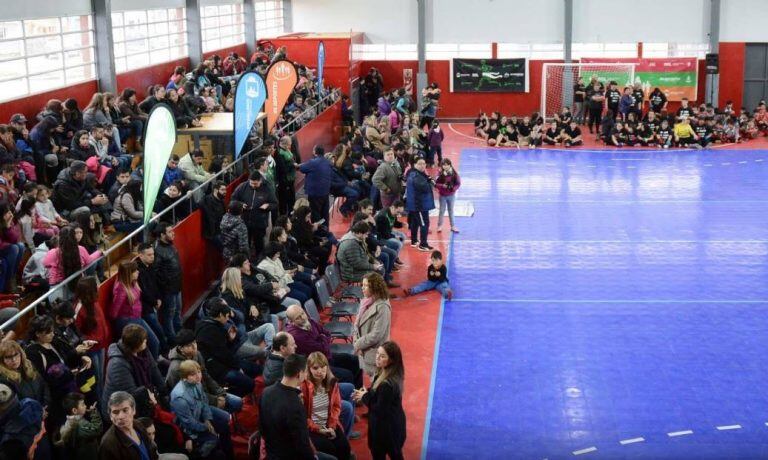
[424, 148, 768, 459]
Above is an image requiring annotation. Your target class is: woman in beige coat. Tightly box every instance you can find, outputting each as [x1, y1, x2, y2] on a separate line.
[353, 272, 392, 377]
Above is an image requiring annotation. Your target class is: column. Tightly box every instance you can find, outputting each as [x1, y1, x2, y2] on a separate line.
[186, 0, 203, 68]
[92, 0, 117, 93]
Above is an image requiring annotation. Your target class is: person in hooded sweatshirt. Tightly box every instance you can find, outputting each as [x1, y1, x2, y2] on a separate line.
[220, 200, 249, 262]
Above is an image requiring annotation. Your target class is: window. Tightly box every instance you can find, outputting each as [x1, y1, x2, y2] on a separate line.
[644, 42, 710, 59]
[255, 0, 285, 38]
[426, 44, 491, 60]
[572, 42, 637, 59]
[0, 15, 95, 102]
[112, 7, 187, 73]
[201, 3, 245, 52]
[498, 43, 563, 60]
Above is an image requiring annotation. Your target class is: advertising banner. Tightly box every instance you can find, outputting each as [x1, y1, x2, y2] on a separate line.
[317, 41, 325, 97]
[233, 71, 267, 158]
[450, 58, 528, 92]
[266, 60, 299, 133]
[581, 57, 698, 101]
[142, 104, 177, 223]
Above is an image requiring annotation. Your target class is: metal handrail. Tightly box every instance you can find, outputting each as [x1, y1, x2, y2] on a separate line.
[276, 88, 340, 136]
[1, 88, 341, 332]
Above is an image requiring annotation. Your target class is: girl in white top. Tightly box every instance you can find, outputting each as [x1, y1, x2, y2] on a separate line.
[34, 186, 67, 229]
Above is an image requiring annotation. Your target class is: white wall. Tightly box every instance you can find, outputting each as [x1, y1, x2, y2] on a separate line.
[573, 0, 709, 43]
[721, 0, 768, 41]
[1, 0, 92, 20]
[428, 0, 563, 43]
[291, 0, 417, 43]
[112, 0, 186, 12]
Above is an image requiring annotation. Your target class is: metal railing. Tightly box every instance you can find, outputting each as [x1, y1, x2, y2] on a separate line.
[0, 88, 341, 332]
[276, 88, 341, 136]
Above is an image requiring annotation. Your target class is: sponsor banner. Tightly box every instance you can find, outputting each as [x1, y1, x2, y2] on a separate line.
[581, 57, 698, 101]
[234, 71, 266, 158]
[266, 60, 299, 133]
[317, 41, 325, 97]
[450, 58, 528, 92]
[142, 104, 177, 223]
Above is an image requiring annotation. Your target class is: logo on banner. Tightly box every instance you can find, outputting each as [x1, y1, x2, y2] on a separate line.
[265, 60, 299, 133]
[234, 71, 266, 158]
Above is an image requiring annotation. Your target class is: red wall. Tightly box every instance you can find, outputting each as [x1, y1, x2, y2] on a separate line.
[0, 80, 97, 128]
[294, 100, 342, 163]
[719, 42, 746, 109]
[270, 35, 359, 94]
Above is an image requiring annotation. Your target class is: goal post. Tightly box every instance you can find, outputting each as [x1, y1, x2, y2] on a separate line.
[541, 63, 636, 120]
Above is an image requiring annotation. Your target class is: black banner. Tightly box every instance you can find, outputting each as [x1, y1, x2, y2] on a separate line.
[451, 58, 528, 93]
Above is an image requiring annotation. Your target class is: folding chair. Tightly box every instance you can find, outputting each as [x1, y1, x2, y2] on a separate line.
[304, 299, 353, 341]
[315, 278, 359, 320]
[324, 264, 363, 300]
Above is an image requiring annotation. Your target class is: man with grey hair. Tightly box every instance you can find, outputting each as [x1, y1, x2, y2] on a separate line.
[98, 391, 158, 460]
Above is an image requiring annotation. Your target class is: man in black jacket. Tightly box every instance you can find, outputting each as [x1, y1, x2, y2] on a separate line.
[52, 160, 109, 218]
[153, 223, 182, 347]
[259, 354, 316, 460]
[200, 181, 227, 249]
[194, 299, 255, 397]
[230, 171, 277, 257]
[136, 243, 168, 354]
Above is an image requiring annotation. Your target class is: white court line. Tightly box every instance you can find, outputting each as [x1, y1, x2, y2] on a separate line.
[572, 447, 597, 456]
[451, 299, 768, 304]
[668, 430, 694, 437]
[722, 162, 732, 165]
[611, 158, 651, 161]
[619, 437, 645, 445]
[757, 159, 765, 162]
[716, 425, 742, 431]
[426, 239, 768, 243]
[709, 142, 737, 149]
[447, 123, 484, 143]
[704, 163, 713, 166]
[739, 161, 748, 164]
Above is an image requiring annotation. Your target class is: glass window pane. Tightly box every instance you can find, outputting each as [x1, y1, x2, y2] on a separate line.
[113, 27, 125, 43]
[220, 15, 233, 27]
[125, 39, 148, 55]
[169, 20, 185, 34]
[24, 18, 61, 37]
[220, 5, 231, 14]
[0, 21, 24, 40]
[61, 15, 90, 33]
[149, 35, 169, 50]
[203, 6, 218, 17]
[27, 52, 63, 72]
[0, 58, 27, 80]
[29, 69, 64, 92]
[66, 63, 95, 83]
[0, 40, 24, 60]
[114, 42, 126, 57]
[148, 22, 168, 36]
[26, 35, 62, 55]
[168, 8, 185, 21]
[204, 39, 220, 52]
[111, 13, 124, 27]
[124, 11, 147, 25]
[150, 48, 170, 64]
[126, 53, 149, 69]
[115, 57, 126, 73]
[169, 33, 186, 46]
[63, 31, 92, 50]
[0, 78, 27, 102]
[147, 9, 167, 22]
[205, 28, 220, 40]
[169, 44, 187, 59]
[64, 48, 94, 66]
[203, 16, 219, 29]
[125, 25, 148, 40]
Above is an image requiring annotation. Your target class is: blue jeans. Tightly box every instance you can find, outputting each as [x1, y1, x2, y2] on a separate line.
[411, 280, 451, 297]
[160, 293, 182, 345]
[223, 393, 243, 413]
[0, 243, 24, 292]
[113, 317, 160, 358]
[339, 382, 355, 436]
[143, 311, 168, 354]
[87, 348, 105, 406]
[385, 237, 403, 256]
[224, 369, 255, 397]
[438, 194, 456, 228]
[210, 406, 235, 459]
[235, 323, 275, 360]
[287, 281, 312, 305]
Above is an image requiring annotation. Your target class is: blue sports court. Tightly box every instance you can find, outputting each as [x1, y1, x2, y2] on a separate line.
[424, 148, 768, 459]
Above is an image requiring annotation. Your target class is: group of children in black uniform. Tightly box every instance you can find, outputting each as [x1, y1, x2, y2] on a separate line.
[474, 74, 768, 149]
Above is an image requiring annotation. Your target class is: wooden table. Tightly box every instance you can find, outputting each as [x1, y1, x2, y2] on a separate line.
[177, 112, 266, 148]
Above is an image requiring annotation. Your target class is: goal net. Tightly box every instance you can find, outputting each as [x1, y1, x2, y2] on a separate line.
[541, 63, 636, 120]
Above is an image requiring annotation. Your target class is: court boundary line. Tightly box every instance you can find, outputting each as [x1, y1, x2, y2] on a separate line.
[449, 299, 768, 304]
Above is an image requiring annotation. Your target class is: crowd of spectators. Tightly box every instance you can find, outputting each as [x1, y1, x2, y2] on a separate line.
[474, 75, 768, 149]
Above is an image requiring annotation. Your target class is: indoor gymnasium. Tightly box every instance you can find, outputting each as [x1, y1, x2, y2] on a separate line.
[1, 1, 768, 459]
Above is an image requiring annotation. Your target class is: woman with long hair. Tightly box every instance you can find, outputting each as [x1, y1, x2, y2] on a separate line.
[353, 272, 392, 377]
[0, 340, 50, 405]
[434, 158, 461, 234]
[352, 341, 406, 460]
[220, 266, 277, 333]
[301, 352, 352, 460]
[117, 87, 146, 149]
[73, 216, 105, 281]
[0, 201, 25, 292]
[110, 260, 160, 358]
[256, 242, 312, 305]
[111, 179, 144, 233]
[43, 225, 101, 297]
[73, 276, 110, 397]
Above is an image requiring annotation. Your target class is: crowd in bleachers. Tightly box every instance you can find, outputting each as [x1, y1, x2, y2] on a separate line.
[0, 45, 447, 460]
[475, 75, 768, 149]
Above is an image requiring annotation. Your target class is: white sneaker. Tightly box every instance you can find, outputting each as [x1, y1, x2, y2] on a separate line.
[436, 226, 443, 233]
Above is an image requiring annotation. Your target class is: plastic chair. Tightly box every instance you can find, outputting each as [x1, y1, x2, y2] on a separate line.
[330, 343, 355, 355]
[304, 299, 353, 341]
[315, 278, 359, 320]
[324, 264, 363, 300]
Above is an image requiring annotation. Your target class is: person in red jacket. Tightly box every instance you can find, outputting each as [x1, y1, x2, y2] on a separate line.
[0, 201, 25, 293]
[301, 352, 351, 460]
[73, 276, 111, 399]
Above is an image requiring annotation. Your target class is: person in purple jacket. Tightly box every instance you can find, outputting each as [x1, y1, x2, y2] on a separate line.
[434, 158, 461, 234]
[427, 120, 445, 167]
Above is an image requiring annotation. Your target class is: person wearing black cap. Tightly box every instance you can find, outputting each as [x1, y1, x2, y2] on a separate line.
[230, 170, 277, 258]
[298, 145, 333, 224]
[194, 299, 255, 397]
[9, 114, 27, 138]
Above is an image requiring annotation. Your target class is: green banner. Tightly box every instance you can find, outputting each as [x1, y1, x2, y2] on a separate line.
[636, 71, 697, 87]
[142, 105, 177, 224]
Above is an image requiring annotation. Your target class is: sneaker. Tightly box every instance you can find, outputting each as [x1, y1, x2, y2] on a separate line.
[418, 245, 432, 252]
[410, 242, 419, 248]
[402, 288, 412, 297]
[387, 280, 401, 288]
[348, 431, 362, 440]
[436, 226, 443, 233]
[445, 289, 454, 300]
[451, 227, 460, 233]
[394, 258, 405, 266]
